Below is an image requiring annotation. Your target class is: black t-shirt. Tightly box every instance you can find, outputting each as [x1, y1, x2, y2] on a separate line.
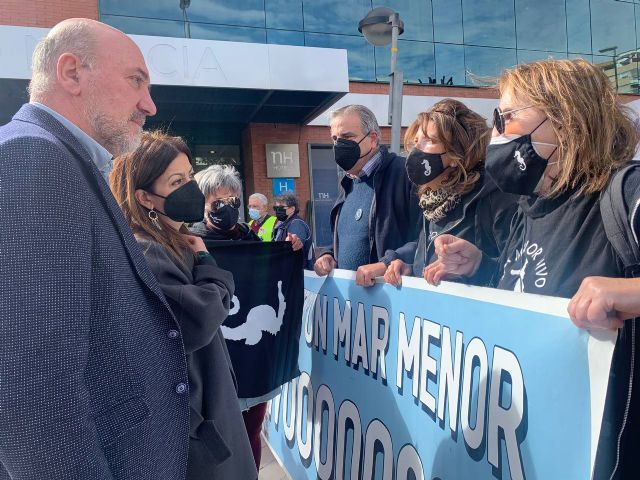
[497, 190, 624, 298]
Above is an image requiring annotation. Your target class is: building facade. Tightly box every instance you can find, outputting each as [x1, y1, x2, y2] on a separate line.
[2, 0, 640, 247]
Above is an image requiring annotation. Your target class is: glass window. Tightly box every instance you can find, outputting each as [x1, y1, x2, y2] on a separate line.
[100, 0, 184, 20]
[515, 0, 567, 52]
[462, 0, 516, 48]
[101, 15, 185, 37]
[267, 29, 305, 45]
[375, 40, 435, 83]
[464, 45, 517, 85]
[305, 32, 375, 81]
[568, 53, 594, 62]
[435, 43, 466, 86]
[188, 0, 265, 28]
[303, 0, 371, 36]
[566, 0, 592, 54]
[265, 0, 303, 30]
[433, 0, 463, 44]
[517, 50, 567, 65]
[189, 23, 266, 43]
[384, 0, 433, 42]
[591, 0, 636, 55]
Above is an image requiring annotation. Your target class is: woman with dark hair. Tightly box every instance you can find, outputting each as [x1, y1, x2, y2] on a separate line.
[272, 192, 314, 269]
[355, 98, 518, 287]
[110, 131, 257, 480]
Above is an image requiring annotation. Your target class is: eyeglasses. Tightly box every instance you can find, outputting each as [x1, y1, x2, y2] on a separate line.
[493, 106, 534, 135]
[210, 196, 241, 212]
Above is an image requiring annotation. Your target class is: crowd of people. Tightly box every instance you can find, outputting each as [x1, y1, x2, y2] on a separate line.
[3, 16, 640, 480]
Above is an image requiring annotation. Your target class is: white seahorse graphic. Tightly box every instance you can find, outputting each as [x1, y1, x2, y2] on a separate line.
[422, 158, 432, 176]
[514, 150, 527, 171]
[221, 281, 286, 345]
[510, 258, 529, 293]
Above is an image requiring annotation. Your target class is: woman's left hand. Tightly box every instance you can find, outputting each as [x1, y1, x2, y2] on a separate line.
[286, 233, 303, 251]
[568, 276, 640, 330]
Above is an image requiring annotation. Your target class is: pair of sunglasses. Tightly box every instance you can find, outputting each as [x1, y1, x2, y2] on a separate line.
[492, 105, 533, 134]
[210, 196, 241, 212]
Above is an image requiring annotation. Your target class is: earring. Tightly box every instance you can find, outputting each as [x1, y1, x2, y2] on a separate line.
[148, 208, 162, 230]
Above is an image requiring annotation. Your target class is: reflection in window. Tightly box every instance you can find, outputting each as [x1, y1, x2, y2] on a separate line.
[375, 40, 435, 83]
[190, 23, 266, 43]
[303, 0, 370, 35]
[188, 0, 265, 28]
[517, 50, 567, 65]
[305, 32, 375, 81]
[265, 0, 303, 30]
[267, 29, 304, 46]
[100, 0, 184, 20]
[462, 0, 516, 48]
[435, 43, 465, 86]
[464, 46, 517, 85]
[433, 0, 463, 44]
[102, 15, 185, 37]
[515, 0, 567, 52]
[591, 0, 635, 54]
[383, 0, 433, 42]
[566, 0, 592, 54]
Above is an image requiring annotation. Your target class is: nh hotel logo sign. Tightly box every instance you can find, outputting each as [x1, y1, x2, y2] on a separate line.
[0, 25, 348, 93]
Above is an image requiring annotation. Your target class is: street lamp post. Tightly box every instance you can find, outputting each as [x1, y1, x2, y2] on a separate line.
[358, 7, 405, 153]
[179, 0, 191, 39]
[599, 46, 619, 92]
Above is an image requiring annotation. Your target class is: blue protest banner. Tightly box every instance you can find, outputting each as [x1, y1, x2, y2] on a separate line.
[264, 270, 616, 480]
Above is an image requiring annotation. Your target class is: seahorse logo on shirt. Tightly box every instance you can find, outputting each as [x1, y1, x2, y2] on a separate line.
[503, 241, 548, 291]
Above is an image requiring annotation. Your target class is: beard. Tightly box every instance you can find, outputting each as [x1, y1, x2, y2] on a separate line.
[86, 109, 146, 157]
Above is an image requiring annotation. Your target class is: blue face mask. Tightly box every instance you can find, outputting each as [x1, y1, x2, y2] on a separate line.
[248, 208, 261, 221]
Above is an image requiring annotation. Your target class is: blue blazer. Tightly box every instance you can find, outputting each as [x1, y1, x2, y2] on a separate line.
[0, 104, 190, 479]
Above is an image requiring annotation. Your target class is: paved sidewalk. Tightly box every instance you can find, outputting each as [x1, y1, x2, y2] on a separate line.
[259, 433, 289, 480]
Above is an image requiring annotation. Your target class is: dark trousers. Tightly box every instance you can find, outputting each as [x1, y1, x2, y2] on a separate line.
[242, 402, 268, 469]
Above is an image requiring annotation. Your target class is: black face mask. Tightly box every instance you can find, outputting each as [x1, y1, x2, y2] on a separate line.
[147, 180, 204, 223]
[208, 204, 240, 231]
[405, 149, 445, 186]
[333, 132, 372, 171]
[485, 119, 557, 196]
[274, 206, 289, 222]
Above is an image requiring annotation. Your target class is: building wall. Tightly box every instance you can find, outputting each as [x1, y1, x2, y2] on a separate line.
[0, 0, 98, 27]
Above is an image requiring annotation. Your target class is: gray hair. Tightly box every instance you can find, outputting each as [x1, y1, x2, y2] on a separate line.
[195, 165, 242, 198]
[249, 193, 268, 206]
[330, 104, 381, 145]
[29, 20, 97, 101]
[274, 193, 300, 212]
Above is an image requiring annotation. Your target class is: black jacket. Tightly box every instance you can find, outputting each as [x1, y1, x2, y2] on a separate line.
[318, 146, 422, 266]
[272, 213, 314, 269]
[384, 170, 518, 279]
[137, 239, 257, 480]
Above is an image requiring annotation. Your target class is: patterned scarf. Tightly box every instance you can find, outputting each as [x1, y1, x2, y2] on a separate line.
[418, 188, 462, 222]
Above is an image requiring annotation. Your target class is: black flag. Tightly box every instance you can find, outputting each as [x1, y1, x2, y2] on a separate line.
[205, 240, 303, 399]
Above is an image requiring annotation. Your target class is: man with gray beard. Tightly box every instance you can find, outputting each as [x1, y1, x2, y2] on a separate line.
[0, 19, 190, 479]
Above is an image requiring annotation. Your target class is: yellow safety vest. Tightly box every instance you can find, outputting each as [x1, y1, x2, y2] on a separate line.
[248, 215, 277, 242]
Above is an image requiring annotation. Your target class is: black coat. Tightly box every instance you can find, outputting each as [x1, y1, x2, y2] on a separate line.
[0, 104, 190, 479]
[384, 170, 519, 279]
[137, 239, 257, 480]
[318, 146, 422, 266]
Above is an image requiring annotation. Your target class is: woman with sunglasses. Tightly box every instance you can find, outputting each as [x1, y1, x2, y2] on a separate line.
[355, 98, 518, 288]
[110, 131, 257, 480]
[188, 164, 301, 470]
[424, 59, 640, 479]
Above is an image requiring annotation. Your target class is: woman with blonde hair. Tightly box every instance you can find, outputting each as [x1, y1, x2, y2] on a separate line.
[355, 98, 518, 287]
[110, 131, 257, 480]
[424, 59, 640, 478]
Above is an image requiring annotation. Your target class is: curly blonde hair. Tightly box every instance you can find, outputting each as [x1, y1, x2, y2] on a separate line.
[498, 59, 639, 197]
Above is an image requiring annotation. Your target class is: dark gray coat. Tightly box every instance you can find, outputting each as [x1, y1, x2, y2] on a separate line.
[137, 239, 257, 480]
[0, 104, 190, 479]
